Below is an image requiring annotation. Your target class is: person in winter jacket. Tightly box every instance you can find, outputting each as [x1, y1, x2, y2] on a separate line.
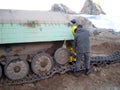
[73, 24, 91, 77]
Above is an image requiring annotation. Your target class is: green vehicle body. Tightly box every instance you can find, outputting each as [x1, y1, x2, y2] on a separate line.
[0, 10, 74, 44]
[0, 9, 76, 81]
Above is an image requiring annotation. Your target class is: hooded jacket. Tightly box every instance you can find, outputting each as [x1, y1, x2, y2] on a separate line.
[74, 27, 90, 53]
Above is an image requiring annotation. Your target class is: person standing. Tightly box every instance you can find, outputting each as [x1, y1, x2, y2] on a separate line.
[73, 24, 91, 77]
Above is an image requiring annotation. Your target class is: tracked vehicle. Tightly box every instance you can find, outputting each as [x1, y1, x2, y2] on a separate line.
[0, 9, 120, 85]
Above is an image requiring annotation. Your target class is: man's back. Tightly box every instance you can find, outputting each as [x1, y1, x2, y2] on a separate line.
[75, 28, 90, 53]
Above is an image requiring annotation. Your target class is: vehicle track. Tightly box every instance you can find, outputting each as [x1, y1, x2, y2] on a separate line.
[0, 50, 120, 86]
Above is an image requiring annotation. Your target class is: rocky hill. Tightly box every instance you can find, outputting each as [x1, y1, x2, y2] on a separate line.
[80, 0, 105, 15]
[51, 0, 105, 15]
[69, 15, 94, 28]
[51, 4, 75, 14]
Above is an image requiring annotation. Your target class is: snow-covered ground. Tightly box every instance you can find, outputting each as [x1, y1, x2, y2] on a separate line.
[80, 14, 120, 32]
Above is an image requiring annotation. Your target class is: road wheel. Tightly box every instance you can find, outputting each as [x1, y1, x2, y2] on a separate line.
[54, 48, 70, 65]
[31, 53, 53, 76]
[4, 59, 29, 80]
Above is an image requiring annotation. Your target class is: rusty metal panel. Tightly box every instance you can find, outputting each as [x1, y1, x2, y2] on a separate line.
[0, 9, 74, 44]
[0, 9, 70, 24]
[0, 23, 74, 44]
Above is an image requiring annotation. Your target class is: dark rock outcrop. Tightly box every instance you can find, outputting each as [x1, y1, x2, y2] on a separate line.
[74, 16, 94, 28]
[80, 0, 105, 15]
[51, 4, 75, 14]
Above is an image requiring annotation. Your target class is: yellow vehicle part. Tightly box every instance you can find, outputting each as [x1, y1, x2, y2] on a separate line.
[67, 25, 77, 62]
[69, 56, 76, 62]
[67, 46, 76, 62]
[72, 25, 77, 36]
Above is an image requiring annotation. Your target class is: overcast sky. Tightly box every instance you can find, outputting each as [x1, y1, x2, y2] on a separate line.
[0, 0, 120, 16]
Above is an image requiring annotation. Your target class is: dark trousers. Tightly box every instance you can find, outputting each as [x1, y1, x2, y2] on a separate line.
[74, 52, 90, 72]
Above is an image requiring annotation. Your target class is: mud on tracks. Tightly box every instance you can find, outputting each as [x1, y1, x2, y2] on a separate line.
[0, 63, 120, 90]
